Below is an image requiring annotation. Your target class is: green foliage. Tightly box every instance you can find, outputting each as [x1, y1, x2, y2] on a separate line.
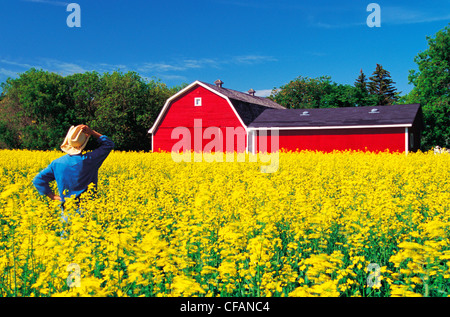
[408, 24, 450, 149]
[271, 64, 400, 110]
[0, 69, 183, 151]
[354, 69, 378, 107]
[0, 69, 71, 150]
[270, 76, 358, 109]
[368, 64, 400, 105]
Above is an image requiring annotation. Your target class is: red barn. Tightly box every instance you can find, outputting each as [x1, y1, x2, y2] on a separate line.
[149, 80, 423, 154]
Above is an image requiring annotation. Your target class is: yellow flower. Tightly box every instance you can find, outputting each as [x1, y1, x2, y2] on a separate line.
[1, 149, 449, 297]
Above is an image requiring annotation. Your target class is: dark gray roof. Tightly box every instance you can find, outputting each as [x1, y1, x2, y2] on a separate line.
[200, 81, 285, 110]
[248, 104, 423, 128]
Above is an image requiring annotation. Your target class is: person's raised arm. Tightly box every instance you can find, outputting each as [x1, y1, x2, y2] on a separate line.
[80, 125, 114, 165]
[80, 125, 102, 139]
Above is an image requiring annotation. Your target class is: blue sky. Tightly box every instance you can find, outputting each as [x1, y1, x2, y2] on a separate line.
[1, 0, 449, 97]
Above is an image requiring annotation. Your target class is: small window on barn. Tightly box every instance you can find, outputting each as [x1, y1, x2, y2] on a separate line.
[410, 133, 414, 148]
[195, 97, 202, 107]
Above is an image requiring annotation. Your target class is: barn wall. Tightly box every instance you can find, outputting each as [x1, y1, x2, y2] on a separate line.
[152, 86, 247, 152]
[256, 127, 407, 153]
[409, 111, 423, 152]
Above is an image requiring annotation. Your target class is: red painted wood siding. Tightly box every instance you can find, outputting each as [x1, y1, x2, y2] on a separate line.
[153, 86, 247, 152]
[256, 127, 406, 153]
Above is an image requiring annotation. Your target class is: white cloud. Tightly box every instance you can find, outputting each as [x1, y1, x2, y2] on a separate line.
[0, 57, 92, 81]
[0, 59, 34, 69]
[0, 54, 278, 87]
[157, 74, 188, 81]
[0, 57, 132, 77]
[138, 55, 276, 74]
[307, 4, 450, 29]
[383, 6, 450, 25]
[22, 0, 69, 6]
[0, 68, 20, 78]
[138, 58, 225, 73]
[41, 59, 87, 75]
[232, 55, 278, 65]
[138, 63, 187, 73]
[254, 89, 274, 97]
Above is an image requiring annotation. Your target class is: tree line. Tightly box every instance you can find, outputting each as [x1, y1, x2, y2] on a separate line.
[0, 25, 449, 151]
[269, 63, 400, 109]
[0, 70, 183, 151]
[270, 25, 450, 150]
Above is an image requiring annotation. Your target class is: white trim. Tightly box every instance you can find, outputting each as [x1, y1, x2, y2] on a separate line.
[246, 130, 250, 153]
[194, 97, 202, 106]
[149, 81, 199, 134]
[148, 80, 248, 135]
[252, 131, 256, 154]
[405, 127, 409, 154]
[151, 133, 154, 151]
[247, 124, 412, 131]
[246, 130, 257, 154]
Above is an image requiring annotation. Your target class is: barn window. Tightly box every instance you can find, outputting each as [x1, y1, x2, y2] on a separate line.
[195, 97, 202, 106]
[410, 133, 414, 148]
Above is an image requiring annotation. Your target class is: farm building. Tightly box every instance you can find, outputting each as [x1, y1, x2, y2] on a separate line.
[148, 80, 423, 154]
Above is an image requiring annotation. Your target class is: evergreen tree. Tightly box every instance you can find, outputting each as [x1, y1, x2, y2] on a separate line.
[355, 69, 367, 90]
[354, 69, 377, 107]
[368, 64, 400, 105]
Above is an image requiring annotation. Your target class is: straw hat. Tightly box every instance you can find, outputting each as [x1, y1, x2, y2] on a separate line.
[61, 125, 90, 155]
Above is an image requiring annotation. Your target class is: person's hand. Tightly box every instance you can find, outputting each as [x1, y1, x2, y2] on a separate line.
[79, 125, 102, 139]
[47, 192, 62, 201]
[80, 125, 94, 136]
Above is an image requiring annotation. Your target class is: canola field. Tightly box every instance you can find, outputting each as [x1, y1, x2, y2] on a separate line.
[0, 149, 449, 297]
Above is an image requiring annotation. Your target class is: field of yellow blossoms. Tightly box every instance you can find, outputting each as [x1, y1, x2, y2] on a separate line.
[0, 149, 449, 297]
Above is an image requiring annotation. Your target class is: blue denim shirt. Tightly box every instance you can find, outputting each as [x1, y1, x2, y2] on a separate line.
[33, 135, 114, 202]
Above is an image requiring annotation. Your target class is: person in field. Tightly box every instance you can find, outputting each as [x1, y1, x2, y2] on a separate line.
[33, 125, 114, 223]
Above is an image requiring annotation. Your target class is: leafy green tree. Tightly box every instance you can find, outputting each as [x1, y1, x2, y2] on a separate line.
[65, 71, 102, 125]
[0, 68, 74, 150]
[408, 24, 450, 149]
[322, 83, 358, 108]
[368, 64, 400, 105]
[89, 71, 181, 151]
[0, 69, 183, 151]
[270, 76, 358, 109]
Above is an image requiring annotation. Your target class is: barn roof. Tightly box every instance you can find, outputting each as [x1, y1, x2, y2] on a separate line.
[197, 81, 286, 126]
[248, 104, 423, 129]
[149, 80, 285, 133]
[149, 80, 423, 135]
[199, 81, 285, 110]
